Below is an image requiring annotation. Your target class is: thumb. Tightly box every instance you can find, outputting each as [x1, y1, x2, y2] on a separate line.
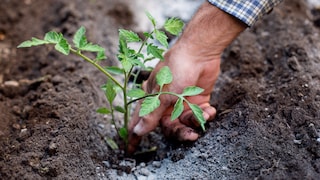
[127, 96, 170, 154]
[132, 96, 170, 136]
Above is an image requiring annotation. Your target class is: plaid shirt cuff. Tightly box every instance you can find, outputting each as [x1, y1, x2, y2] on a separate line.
[207, 0, 283, 26]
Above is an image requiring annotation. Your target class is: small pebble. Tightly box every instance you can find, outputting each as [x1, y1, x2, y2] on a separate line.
[19, 128, 29, 140]
[4, 80, 19, 87]
[222, 166, 228, 170]
[102, 161, 110, 168]
[293, 139, 302, 145]
[152, 161, 161, 168]
[139, 162, 146, 167]
[139, 168, 150, 176]
[12, 123, 21, 130]
[287, 56, 301, 71]
[12, 106, 21, 115]
[49, 142, 57, 151]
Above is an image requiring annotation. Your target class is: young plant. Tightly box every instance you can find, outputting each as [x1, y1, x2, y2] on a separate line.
[18, 13, 206, 150]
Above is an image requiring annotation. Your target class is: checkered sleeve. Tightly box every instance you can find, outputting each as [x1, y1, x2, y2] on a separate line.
[207, 0, 283, 26]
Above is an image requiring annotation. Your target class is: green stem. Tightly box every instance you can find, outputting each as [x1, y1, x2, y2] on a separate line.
[126, 91, 184, 106]
[127, 93, 159, 105]
[127, 30, 153, 85]
[138, 31, 153, 54]
[123, 73, 129, 146]
[70, 48, 124, 90]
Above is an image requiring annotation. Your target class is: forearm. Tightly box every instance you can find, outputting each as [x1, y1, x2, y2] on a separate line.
[171, 1, 247, 62]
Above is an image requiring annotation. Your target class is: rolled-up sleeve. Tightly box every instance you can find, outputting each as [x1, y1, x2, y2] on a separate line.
[207, 0, 283, 26]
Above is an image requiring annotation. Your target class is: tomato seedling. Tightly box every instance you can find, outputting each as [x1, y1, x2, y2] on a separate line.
[18, 13, 206, 150]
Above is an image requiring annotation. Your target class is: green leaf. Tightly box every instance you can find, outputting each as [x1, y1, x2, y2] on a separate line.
[146, 11, 156, 27]
[127, 88, 146, 98]
[143, 32, 152, 39]
[139, 96, 160, 117]
[105, 137, 119, 150]
[55, 37, 70, 55]
[73, 26, 87, 48]
[189, 103, 206, 131]
[128, 57, 145, 69]
[114, 106, 126, 113]
[119, 127, 128, 141]
[17, 38, 49, 48]
[164, 17, 184, 35]
[105, 81, 116, 104]
[96, 107, 111, 114]
[119, 29, 141, 42]
[118, 37, 128, 56]
[105, 66, 124, 75]
[81, 43, 105, 52]
[44, 31, 62, 43]
[147, 44, 164, 60]
[156, 66, 173, 87]
[96, 51, 106, 61]
[155, 29, 168, 48]
[182, 86, 204, 96]
[171, 98, 184, 120]
[120, 57, 132, 73]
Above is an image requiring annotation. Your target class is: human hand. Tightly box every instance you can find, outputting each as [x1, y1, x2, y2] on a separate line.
[127, 1, 246, 153]
[127, 45, 221, 153]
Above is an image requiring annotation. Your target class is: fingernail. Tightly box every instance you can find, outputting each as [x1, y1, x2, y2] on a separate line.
[133, 120, 143, 136]
[203, 112, 209, 120]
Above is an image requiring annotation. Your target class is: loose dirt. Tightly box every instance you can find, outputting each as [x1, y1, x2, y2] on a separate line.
[0, 0, 319, 179]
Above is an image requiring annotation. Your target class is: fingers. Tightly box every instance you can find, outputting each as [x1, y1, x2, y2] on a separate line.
[160, 103, 216, 141]
[127, 94, 173, 153]
[127, 132, 142, 154]
[160, 116, 199, 141]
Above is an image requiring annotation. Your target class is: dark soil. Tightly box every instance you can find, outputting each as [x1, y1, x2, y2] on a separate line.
[1, 0, 320, 179]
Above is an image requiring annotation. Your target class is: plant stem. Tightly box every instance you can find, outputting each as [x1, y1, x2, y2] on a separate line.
[70, 48, 124, 90]
[127, 93, 159, 105]
[123, 74, 130, 129]
[122, 73, 129, 146]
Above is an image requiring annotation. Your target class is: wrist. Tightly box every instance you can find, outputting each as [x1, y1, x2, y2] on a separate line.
[172, 1, 246, 62]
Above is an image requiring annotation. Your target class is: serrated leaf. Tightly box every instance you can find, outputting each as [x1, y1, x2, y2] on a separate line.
[156, 66, 172, 87]
[17, 38, 49, 48]
[182, 86, 204, 96]
[127, 88, 146, 98]
[146, 12, 156, 27]
[120, 57, 132, 73]
[128, 57, 145, 69]
[114, 106, 126, 113]
[73, 26, 87, 48]
[118, 37, 128, 56]
[119, 29, 141, 42]
[44, 31, 62, 43]
[143, 32, 152, 39]
[105, 66, 124, 75]
[164, 17, 184, 35]
[139, 96, 160, 117]
[155, 29, 168, 48]
[171, 98, 184, 120]
[96, 107, 111, 114]
[189, 103, 206, 131]
[96, 51, 106, 61]
[147, 44, 164, 60]
[105, 81, 116, 104]
[80, 43, 105, 52]
[55, 37, 70, 55]
[105, 137, 119, 150]
[119, 127, 128, 141]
